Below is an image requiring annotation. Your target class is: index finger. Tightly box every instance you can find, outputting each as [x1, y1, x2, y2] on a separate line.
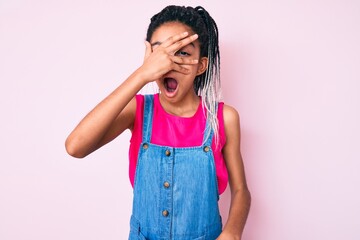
[160, 31, 190, 48]
[166, 33, 199, 53]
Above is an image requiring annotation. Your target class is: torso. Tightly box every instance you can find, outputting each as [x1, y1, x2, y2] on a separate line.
[128, 93, 228, 194]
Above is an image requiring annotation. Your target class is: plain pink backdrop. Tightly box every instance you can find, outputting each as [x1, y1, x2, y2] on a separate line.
[1, 0, 359, 239]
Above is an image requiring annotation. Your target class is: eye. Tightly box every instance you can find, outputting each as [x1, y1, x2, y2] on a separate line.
[175, 50, 190, 56]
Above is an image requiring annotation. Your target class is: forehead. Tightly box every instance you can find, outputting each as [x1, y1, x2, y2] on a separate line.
[150, 21, 196, 43]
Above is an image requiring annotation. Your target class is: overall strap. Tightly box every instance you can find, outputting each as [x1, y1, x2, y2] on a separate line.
[202, 102, 218, 146]
[142, 94, 154, 143]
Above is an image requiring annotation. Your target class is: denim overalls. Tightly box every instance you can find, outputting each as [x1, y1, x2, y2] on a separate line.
[129, 95, 222, 240]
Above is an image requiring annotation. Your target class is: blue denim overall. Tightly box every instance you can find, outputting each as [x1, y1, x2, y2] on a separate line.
[129, 95, 222, 240]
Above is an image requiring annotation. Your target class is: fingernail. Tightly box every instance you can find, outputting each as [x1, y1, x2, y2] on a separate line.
[183, 32, 189, 35]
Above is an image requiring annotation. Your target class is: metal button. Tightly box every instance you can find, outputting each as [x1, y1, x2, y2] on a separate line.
[165, 149, 171, 156]
[162, 210, 169, 217]
[143, 143, 149, 149]
[203, 146, 210, 152]
[163, 181, 170, 188]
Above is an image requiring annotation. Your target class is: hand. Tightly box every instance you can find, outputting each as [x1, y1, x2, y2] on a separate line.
[139, 32, 199, 83]
[217, 231, 241, 240]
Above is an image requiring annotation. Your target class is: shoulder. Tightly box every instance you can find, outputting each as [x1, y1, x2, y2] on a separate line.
[127, 94, 144, 131]
[222, 104, 240, 128]
[221, 103, 241, 145]
[130, 94, 157, 130]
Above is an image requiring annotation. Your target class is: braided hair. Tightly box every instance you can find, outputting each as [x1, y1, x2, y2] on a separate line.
[146, 5, 221, 145]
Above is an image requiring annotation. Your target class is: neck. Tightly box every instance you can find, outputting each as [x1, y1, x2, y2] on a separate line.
[158, 92, 200, 117]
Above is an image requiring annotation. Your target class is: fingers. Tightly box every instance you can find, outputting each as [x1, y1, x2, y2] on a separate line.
[171, 56, 198, 65]
[161, 32, 199, 54]
[167, 33, 199, 54]
[171, 63, 192, 75]
[170, 57, 198, 75]
[144, 41, 152, 61]
[161, 31, 189, 48]
[142, 32, 199, 77]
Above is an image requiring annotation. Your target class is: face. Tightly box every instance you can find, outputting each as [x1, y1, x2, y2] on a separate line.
[150, 21, 208, 104]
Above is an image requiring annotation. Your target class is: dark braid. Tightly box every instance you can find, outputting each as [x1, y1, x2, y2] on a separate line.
[192, 6, 220, 95]
[146, 5, 221, 144]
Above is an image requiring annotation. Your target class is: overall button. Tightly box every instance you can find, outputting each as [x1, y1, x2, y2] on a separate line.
[162, 210, 169, 217]
[142, 143, 149, 149]
[203, 146, 210, 152]
[163, 181, 170, 188]
[165, 150, 171, 156]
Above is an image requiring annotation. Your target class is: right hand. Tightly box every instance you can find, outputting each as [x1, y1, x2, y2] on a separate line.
[139, 31, 199, 83]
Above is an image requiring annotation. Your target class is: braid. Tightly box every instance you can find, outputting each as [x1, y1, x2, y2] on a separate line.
[193, 6, 221, 146]
[146, 6, 222, 146]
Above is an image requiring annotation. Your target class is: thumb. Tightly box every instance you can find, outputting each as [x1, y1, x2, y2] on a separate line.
[144, 41, 152, 61]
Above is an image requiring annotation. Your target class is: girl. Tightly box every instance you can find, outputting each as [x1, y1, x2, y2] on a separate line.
[66, 5, 251, 240]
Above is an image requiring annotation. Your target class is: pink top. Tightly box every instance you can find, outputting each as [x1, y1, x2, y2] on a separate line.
[129, 94, 228, 194]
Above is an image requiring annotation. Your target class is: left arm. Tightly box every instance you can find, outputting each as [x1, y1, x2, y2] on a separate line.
[217, 105, 251, 240]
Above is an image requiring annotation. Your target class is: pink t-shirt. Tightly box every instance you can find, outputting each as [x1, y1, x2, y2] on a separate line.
[129, 94, 228, 194]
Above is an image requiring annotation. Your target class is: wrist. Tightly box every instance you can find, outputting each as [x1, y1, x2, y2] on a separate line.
[134, 65, 157, 84]
[218, 229, 242, 240]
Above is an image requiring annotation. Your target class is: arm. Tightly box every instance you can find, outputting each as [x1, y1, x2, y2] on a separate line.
[65, 70, 144, 158]
[65, 32, 199, 158]
[218, 105, 251, 240]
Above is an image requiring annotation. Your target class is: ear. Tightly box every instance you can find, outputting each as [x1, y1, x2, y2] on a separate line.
[196, 57, 208, 76]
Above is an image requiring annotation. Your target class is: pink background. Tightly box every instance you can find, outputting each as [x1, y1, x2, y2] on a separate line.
[1, 0, 360, 239]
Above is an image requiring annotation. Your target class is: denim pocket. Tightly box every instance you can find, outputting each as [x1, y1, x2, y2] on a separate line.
[129, 231, 146, 240]
[138, 232, 146, 240]
[129, 216, 147, 240]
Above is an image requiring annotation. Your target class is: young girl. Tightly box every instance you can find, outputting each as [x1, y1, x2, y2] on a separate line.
[66, 5, 251, 240]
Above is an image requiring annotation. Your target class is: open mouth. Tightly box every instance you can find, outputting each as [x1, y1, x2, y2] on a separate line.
[164, 78, 178, 93]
